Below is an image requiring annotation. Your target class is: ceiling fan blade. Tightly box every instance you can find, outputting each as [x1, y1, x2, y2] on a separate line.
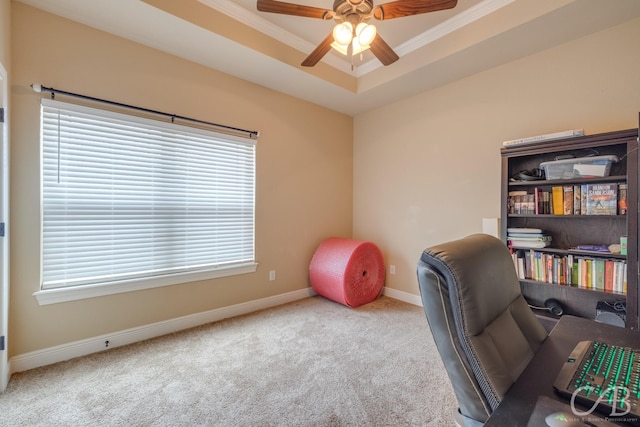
[369, 34, 399, 66]
[301, 33, 334, 67]
[257, 0, 333, 19]
[373, 0, 457, 20]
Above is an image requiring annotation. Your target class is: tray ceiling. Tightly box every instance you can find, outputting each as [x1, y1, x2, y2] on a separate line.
[16, 0, 640, 115]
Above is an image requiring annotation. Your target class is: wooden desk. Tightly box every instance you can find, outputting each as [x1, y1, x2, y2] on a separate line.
[484, 315, 640, 426]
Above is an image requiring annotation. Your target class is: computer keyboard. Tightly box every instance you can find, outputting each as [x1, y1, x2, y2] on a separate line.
[553, 340, 640, 421]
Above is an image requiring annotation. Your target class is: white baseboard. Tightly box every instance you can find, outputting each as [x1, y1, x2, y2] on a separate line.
[382, 287, 423, 307]
[1, 360, 9, 392]
[10, 288, 315, 374]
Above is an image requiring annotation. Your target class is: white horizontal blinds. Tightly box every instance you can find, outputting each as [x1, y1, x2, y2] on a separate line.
[41, 99, 256, 289]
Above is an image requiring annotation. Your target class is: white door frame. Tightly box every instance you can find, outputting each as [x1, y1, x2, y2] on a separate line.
[0, 62, 9, 392]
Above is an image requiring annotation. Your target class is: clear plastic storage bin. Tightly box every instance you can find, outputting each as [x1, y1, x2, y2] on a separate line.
[540, 155, 618, 180]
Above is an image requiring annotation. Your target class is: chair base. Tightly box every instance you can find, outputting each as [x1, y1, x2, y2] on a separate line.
[453, 408, 463, 427]
[454, 408, 484, 427]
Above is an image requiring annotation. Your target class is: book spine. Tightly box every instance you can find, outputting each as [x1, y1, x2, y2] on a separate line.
[573, 185, 581, 215]
[563, 186, 573, 215]
[594, 259, 605, 291]
[552, 186, 564, 215]
[581, 184, 588, 215]
[604, 260, 614, 292]
[618, 183, 627, 215]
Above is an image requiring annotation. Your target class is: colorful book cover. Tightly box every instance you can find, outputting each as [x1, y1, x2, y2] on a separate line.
[543, 191, 551, 214]
[618, 183, 627, 215]
[594, 259, 605, 291]
[570, 255, 578, 286]
[573, 185, 581, 215]
[534, 188, 543, 214]
[585, 183, 617, 215]
[604, 260, 614, 292]
[563, 186, 573, 215]
[552, 186, 564, 215]
[527, 194, 535, 214]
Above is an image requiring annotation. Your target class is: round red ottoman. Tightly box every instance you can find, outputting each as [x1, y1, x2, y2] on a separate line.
[309, 237, 385, 307]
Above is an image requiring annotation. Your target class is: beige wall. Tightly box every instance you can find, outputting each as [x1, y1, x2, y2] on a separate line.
[353, 17, 640, 297]
[0, 0, 8, 66]
[9, 3, 353, 356]
[8, 3, 640, 358]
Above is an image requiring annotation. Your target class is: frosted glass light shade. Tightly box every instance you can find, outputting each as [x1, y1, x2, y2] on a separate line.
[356, 23, 376, 46]
[332, 22, 353, 46]
[330, 41, 349, 55]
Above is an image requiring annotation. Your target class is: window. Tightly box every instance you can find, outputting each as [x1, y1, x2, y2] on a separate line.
[36, 99, 256, 304]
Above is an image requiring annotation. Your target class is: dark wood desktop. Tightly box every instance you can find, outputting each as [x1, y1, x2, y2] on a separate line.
[484, 315, 640, 426]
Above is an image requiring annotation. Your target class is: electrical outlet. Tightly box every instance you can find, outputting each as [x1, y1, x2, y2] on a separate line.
[269, 270, 276, 281]
[390, 265, 396, 275]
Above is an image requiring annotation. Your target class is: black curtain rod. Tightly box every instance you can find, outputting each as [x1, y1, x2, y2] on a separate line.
[31, 84, 260, 139]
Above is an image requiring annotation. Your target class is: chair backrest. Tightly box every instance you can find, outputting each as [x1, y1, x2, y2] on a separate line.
[416, 234, 547, 424]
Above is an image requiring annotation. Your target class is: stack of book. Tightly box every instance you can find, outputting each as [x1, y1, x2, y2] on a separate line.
[507, 228, 552, 249]
[550, 183, 620, 216]
[507, 183, 625, 216]
[509, 249, 627, 294]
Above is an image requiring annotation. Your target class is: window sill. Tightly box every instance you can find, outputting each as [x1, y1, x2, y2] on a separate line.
[33, 263, 258, 305]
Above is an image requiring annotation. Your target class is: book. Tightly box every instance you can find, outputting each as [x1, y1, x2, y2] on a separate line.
[618, 183, 627, 215]
[552, 186, 564, 215]
[534, 188, 543, 214]
[526, 194, 535, 214]
[507, 228, 543, 234]
[502, 129, 584, 147]
[573, 185, 581, 215]
[585, 183, 617, 215]
[594, 259, 605, 291]
[508, 190, 527, 214]
[574, 244, 610, 253]
[563, 186, 573, 215]
[507, 234, 551, 240]
[507, 231, 551, 248]
[543, 191, 551, 214]
[604, 260, 614, 292]
[507, 240, 550, 249]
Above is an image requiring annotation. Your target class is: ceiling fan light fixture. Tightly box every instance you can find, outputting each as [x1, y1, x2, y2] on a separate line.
[332, 22, 353, 46]
[256, 0, 459, 67]
[330, 40, 349, 55]
[331, 38, 370, 56]
[355, 22, 376, 46]
[351, 37, 370, 55]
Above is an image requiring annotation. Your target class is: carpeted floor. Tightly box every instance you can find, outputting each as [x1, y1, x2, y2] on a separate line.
[0, 296, 457, 426]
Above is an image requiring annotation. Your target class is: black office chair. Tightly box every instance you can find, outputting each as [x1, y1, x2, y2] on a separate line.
[416, 234, 548, 426]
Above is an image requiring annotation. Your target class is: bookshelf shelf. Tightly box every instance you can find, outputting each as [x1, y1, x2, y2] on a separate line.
[508, 175, 626, 188]
[520, 279, 627, 298]
[508, 246, 626, 260]
[501, 128, 639, 329]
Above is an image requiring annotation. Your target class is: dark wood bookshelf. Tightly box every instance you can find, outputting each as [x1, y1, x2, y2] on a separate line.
[501, 128, 639, 329]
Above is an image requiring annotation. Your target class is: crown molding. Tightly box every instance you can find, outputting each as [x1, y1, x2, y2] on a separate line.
[199, 0, 515, 78]
[355, 0, 515, 76]
[198, 0, 354, 73]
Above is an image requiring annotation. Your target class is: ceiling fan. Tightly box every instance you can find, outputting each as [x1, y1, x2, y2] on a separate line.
[256, 0, 458, 67]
